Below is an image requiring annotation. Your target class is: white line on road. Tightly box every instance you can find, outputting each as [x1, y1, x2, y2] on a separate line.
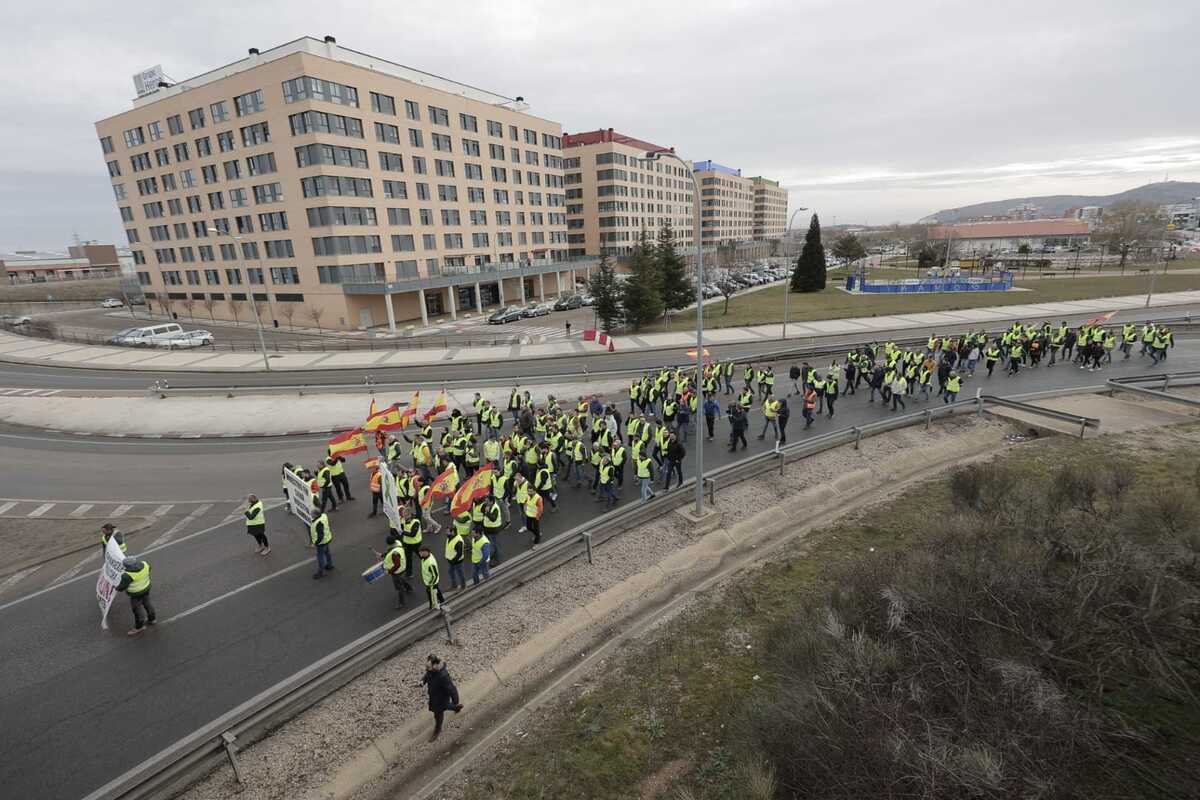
[0, 501, 17, 514]
[158, 558, 312, 627]
[110, 504, 133, 516]
[27, 503, 54, 517]
[149, 503, 212, 547]
[68, 503, 94, 517]
[52, 552, 96, 584]
[152, 503, 174, 517]
[0, 565, 42, 593]
[39, 389, 61, 396]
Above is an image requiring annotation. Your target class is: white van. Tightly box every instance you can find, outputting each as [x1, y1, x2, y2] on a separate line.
[124, 323, 183, 347]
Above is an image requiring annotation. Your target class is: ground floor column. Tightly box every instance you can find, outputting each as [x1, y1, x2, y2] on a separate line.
[519, 274, 526, 304]
[418, 288, 429, 327]
[539, 273, 546, 303]
[447, 285, 457, 321]
[497, 279, 505, 306]
[384, 292, 396, 334]
[474, 281, 483, 313]
[571, 268, 577, 293]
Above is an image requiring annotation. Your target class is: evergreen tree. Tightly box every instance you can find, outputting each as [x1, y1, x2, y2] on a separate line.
[587, 254, 621, 332]
[655, 223, 693, 311]
[790, 213, 827, 293]
[621, 231, 664, 330]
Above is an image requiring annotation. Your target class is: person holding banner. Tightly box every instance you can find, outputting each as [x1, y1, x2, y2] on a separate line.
[100, 522, 126, 555]
[116, 557, 156, 635]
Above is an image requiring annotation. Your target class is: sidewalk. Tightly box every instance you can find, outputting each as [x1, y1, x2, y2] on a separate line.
[2, 290, 1198, 373]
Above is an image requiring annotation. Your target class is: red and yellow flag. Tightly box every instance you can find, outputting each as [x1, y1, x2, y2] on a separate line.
[422, 390, 448, 424]
[327, 428, 367, 457]
[365, 402, 404, 432]
[423, 465, 459, 508]
[397, 389, 421, 430]
[1087, 310, 1118, 326]
[450, 465, 493, 517]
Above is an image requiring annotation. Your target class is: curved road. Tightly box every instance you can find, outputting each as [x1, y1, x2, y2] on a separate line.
[0, 336, 1195, 799]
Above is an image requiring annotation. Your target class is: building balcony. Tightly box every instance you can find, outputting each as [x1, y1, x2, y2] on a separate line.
[341, 254, 599, 294]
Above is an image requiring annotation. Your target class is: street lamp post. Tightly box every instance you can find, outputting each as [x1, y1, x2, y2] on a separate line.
[209, 228, 271, 371]
[781, 206, 809, 341]
[647, 147, 706, 518]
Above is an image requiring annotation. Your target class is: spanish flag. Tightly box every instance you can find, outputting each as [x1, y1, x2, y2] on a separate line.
[422, 465, 459, 508]
[397, 390, 421, 430]
[450, 464, 493, 517]
[422, 390, 448, 424]
[365, 402, 404, 432]
[328, 428, 367, 457]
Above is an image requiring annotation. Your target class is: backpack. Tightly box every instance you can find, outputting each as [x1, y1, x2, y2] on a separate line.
[789, 365, 801, 380]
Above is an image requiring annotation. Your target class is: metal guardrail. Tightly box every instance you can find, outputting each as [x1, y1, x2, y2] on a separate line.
[82, 390, 1105, 800]
[145, 317, 1200, 398]
[1105, 370, 1200, 409]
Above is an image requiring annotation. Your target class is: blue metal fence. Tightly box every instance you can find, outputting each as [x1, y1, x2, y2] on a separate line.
[847, 272, 1014, 294]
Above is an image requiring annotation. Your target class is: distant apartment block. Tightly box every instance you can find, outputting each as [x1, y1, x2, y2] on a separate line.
[562, 128, 695, 258]
[94, 36, 591, 331]
[749, 176, 787, 239]
[693, 160, 754, 246]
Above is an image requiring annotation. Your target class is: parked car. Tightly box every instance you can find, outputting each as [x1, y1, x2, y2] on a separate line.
[108, 327, 142, 345]
[0, 314, 32, 327]
[553, 294, 583, 311]
[128, 296, 146, 306]
[121, 322, 183, 346]
[487, 306, 523, 325]
[161, 329, 214, 348]
[579, 295, 596, 306]
[100, 298, 124, 308]
[531, 303, 552, 316]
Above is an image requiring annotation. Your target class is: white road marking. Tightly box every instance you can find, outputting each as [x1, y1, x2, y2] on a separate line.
[111, 504, 133, 516]
[0, 501, 17, 514]
[159, 559, 312, 627]
[152, 503, 174, 517]
[0, 565, 42, 593]
[53, 552, 97, 584]
[27, 503, 54, 517]
[39, 389, 60, 396]
[68, 503, 94, 517]
[149, 503, 212, 546]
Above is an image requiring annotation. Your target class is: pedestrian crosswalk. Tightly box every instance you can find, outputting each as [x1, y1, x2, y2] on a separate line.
[0, 498, 232, 520]
[0, 387, 61, 397]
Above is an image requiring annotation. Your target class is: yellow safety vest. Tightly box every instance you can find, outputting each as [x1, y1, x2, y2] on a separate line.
[245, 501, 264, 526]
[420, 554, 439, 587]
[636, 456, 652, 478]
[400, 517, 422, 546]
[309, 513, 332, 545]
[471, 534, 490, 563]
[384, 545, 406, 574]
[125, 562, 151, 594]
[445, 533, 465, 563]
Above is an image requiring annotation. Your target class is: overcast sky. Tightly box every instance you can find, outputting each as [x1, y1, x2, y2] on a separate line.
[3, 0, 1198, 251]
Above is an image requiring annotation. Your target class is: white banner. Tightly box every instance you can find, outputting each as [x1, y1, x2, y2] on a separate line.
[283, 465, 316, 525]
[379, 460, 402, 532]
[97, 537, 126, 630]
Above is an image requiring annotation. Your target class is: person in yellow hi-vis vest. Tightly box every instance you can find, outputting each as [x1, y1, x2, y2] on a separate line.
[418, 544, 443, 610]
[523, 488, 545, 546]
[117, 557, 156, 636]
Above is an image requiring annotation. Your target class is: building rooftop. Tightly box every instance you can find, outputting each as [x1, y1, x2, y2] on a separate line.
[113, 36, 533, 117]
[929, 219, 1090, 238]
[748, 176, 779, 186]
[693, 160, 742, 177]
[562, 128, 669, 154]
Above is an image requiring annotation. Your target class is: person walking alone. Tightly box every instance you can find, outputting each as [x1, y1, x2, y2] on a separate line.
[244, 494, 270, 555]
[116, 557, 156, 636]
[420, 655, 463, 742]
[703, 394, 720, 441]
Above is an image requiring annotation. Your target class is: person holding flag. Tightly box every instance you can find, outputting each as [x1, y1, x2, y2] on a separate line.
[422, 390, 449, 426]
[372, 539, 412, 609]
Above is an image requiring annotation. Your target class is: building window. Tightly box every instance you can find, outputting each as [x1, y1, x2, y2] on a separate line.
[248, 267, 264, 284]
[472, 232, 490, 248]
[240, 121, 270, 147]
[422, 234, 437, 250]
[253, 182, 284, 204]
[143, 201, 164, 218]
[147, 121, 163, 141]
[122, 127, 145, 148]
[225, 268, 242, 284]
[130, 153, 152, 172]
[204, 269, 221, 285]
[246, 153, 278, 176]
[113, 184, 126, 201]
[179, 246, 196, 263]
[311, 235, 383, 256]
[458, 113, 477, 132]
[223, 159, 242, 181]
[469, 210, 486, 226]
[375, 122, 401, 144]
[434, 159, 454, 178]
[173, 142, 190, 162]
[300, 175, 373, 198]
[295, 143, 366, 169]
[162, 174, 177, 192]
[387, 208, 411, 225]
[186, 195, 202, 213]
[106, 160, 121, 177]
[440, 209, 460, 226]
[210, 101, 229, 123]
[443, 233, 463, 249]
[195, 136, 212, 157]
[432, 133, 452, 152]
[288, 110, 363, 138]
[281, 76, 358, 107]
[370, 92, 396, 115]
[265, 240, 295, 259]
[99, 135, 115, 154]
[411, 156, 426, 175]
[408, 128, 424, 148]
[126, 228, 140, 244]
[378, 151, 404, 172]
[382, 180, 407, 199]
[428, 106, 449, 126]
[199, 245, 214, 261]
[467, 187, 485, 203]
[258, 211, 289, 231]
[461, 139, 480, 157]
[154, 147, 170, 167]
[269, 267, 300, 284]
[464, 163, 483, 180]
[306, 206, 378, 227]
[404, 100, 420, 121]
[229, 188, 248, 208]
[241, 241, 260, 259]
[437, 184, 458, 202]
[188, 107, 206, 129]
[391, 234, 415, 252]
[207, 191, 224, 210]
[234, 89, 265, 117]
[217, 131, 235, 153]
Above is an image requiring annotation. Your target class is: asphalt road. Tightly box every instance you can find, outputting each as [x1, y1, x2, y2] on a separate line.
[2, 304, 1197, 394]
[0, 346, 1196, 800]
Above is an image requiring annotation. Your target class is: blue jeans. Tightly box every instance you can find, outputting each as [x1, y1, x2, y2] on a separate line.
[677, 416, 690, 442]
[602, 482, 617, 508]
[640, 476, 654, 500]
[472, 546, 492, 584]
[314, 543, 333, 571]
[448, 561, 466, 588]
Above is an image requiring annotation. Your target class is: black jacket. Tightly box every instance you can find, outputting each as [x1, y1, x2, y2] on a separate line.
[666, 441, 686, 462]
[422, 665, 460, 712]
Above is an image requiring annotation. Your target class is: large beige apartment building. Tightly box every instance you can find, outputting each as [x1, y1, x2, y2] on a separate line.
[94, 36, 593, 332]
[562, 128, 694, 259]
[750, 176, 787, 239]
[693, 161, 755, 247]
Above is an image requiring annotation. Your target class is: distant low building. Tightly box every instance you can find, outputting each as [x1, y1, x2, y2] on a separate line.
[1, 244, 120, 284]
[1162, 199, 1199, 231]
[927, 219, 1089, 252]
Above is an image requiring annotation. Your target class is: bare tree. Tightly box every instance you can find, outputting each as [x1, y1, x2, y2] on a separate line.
[279, 302, 297, 330]
[201, 297, 217, 322]
[180, 298, 195, 320]
[1097, 200, 1164, 273]
[252, 301, 268, 327]
[307, 304, 325, 331]
[227, 298, 244, 325]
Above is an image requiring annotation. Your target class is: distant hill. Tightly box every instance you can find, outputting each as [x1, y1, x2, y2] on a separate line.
[920, 181, 1200, 224]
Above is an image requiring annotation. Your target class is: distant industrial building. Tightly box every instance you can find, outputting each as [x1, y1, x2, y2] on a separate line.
[927, 219, 1089, 252]
[1, 244, 121, 284]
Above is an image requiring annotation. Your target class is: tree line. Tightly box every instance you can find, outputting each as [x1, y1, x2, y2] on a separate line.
[588, 224, 693, 331]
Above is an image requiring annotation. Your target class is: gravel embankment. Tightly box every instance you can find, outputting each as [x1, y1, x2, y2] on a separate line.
[179, 415, 1013, 800]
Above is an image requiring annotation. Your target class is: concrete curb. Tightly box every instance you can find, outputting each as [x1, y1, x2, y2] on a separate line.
[299, 419, 1010, 800]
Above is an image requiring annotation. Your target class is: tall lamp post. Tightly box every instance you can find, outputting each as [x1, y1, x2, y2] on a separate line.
[646, 147, 707, 518]
[781, 206, 809, 340]
[209, 228, 271, 371]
